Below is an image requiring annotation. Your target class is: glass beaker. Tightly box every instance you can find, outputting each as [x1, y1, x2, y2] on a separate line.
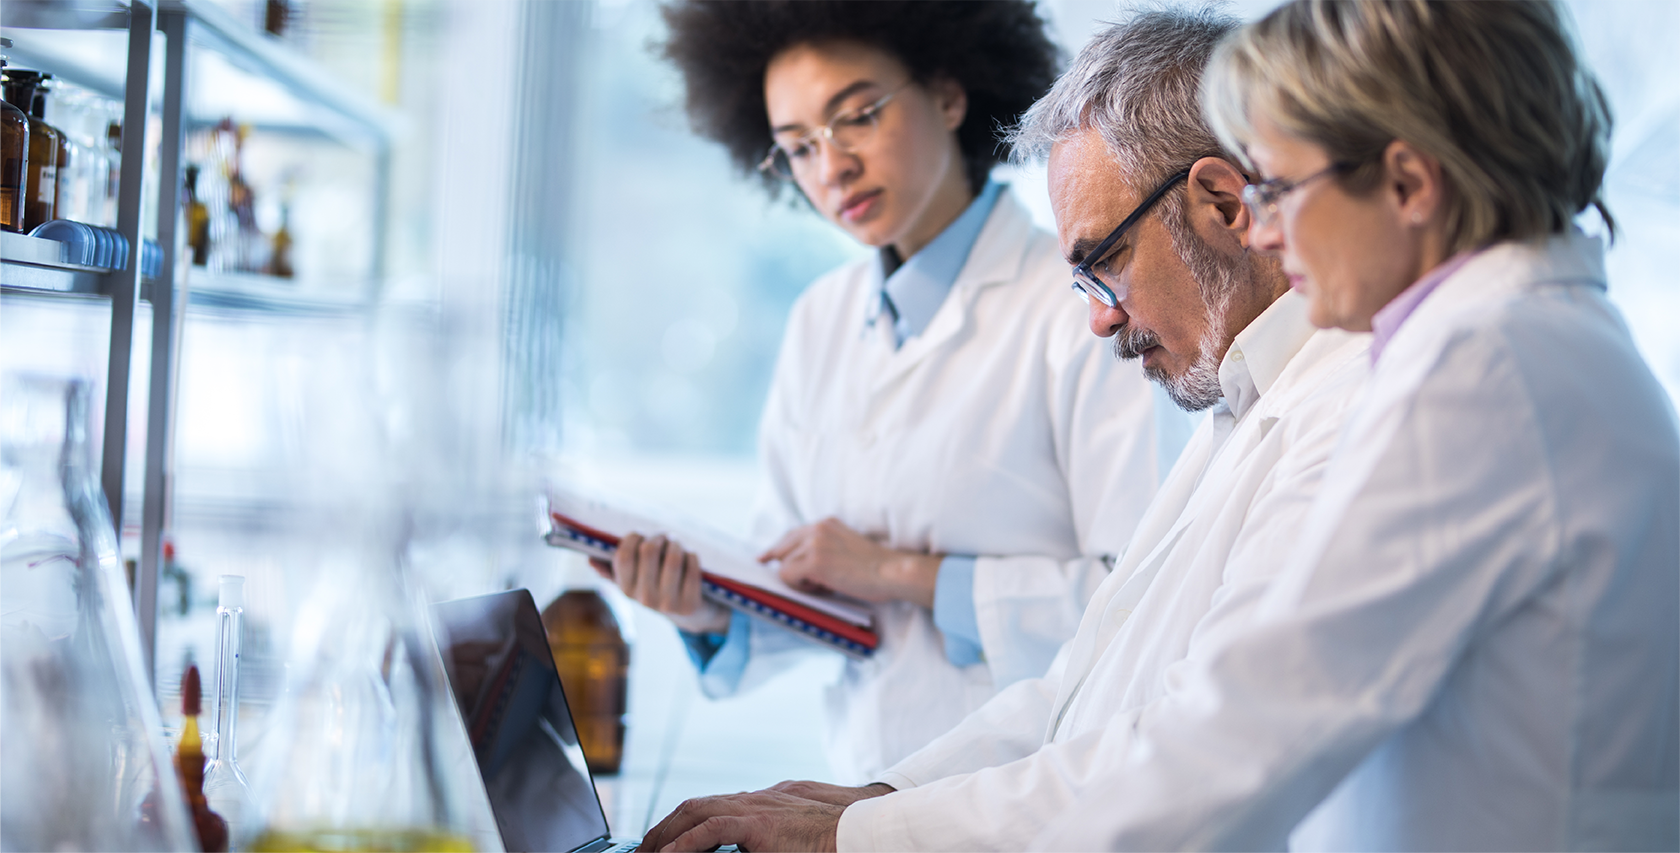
[0, 373, 197, 851]
[244, 534, 479, 852]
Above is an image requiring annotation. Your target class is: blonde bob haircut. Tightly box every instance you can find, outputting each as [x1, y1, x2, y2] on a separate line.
[1201, 0, 1614, 256]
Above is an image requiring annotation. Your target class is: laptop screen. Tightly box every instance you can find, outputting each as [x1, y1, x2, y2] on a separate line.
[432, 590, 614, 853]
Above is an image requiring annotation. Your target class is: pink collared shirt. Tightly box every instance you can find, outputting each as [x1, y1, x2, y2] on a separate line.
[1369, 248, 1483, 364]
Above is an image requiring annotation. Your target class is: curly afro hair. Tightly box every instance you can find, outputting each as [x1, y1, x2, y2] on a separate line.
[659, 0, 1062, 198]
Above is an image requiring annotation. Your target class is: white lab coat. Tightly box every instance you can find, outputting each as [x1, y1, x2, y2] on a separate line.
[707, 188, 1184, 783]
[1034, 231, 1679, 851]
[838, 292, 1373, 851]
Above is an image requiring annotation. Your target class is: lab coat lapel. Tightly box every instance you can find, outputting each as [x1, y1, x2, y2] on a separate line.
[868, 191, 1035, 394]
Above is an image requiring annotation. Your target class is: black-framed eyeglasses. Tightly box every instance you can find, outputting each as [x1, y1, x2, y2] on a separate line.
[1070, 168, 1191, 308]
[1241, 162, 1353, 228]
[757, 85, 908, 181]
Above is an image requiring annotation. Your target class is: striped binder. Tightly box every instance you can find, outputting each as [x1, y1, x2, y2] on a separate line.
[544, 510, 879, 658]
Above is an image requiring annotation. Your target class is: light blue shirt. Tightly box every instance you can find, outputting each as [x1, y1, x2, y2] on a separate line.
[683, 182, 1004, 679]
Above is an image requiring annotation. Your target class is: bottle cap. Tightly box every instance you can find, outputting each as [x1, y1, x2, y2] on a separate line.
[218, 575, 245, 609]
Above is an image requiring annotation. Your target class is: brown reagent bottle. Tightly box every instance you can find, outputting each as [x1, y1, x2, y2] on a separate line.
[177, 666, 230, 853]
[542, 589, 630, 774]
[0, 70, 60, 231]
[0, 39, 29, 232]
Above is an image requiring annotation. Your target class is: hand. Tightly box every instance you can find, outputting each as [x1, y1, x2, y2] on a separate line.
[760, 518, 943, 609]
[593, 533, 730, 634]
[639, 789, 844, 852]
[767, 780, 894, 807]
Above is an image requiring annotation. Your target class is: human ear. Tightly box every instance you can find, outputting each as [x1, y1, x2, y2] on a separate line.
[930, 76, 968, 132]
[1186, 156, 1254, 249]
[1383, 140, 1444, 226]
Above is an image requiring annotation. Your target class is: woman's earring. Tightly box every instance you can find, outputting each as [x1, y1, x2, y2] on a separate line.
[1411, 211, 1424, 225]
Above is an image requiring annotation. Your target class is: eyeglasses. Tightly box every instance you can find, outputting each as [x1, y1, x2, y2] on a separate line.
[1071, 168, 1191, 309]
[1241, 162, 1353, 228]
[757, 85, 907, 181]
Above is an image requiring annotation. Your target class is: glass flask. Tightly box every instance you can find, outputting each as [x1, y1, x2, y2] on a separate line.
[540, 590, 629, 775]
[0, 373, 197, 852]
[203, 575, 255, 849]
[245, 538, 478, 852]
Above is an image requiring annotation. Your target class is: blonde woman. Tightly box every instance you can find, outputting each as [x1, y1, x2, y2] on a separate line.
[1029, 2, 1678, 850]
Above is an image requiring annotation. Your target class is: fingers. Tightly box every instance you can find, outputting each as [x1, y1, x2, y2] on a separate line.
[640, 795, 717, 851]
[609, 533, 699, 617]
[612, 532, 645, 594]
[635, 534, 667, 606]
[656, 538, 687, 612]
[679, 550, 703, 613]
[758, 526, 805, 563]
[589, 557, 614, 579]
[663, 815, 749, 853]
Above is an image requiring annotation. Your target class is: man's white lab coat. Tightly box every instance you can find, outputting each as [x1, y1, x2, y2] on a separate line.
[837, 292, 1373, 850]
[1034, 231, 1679, 851]
[711, 188, 1184, 783]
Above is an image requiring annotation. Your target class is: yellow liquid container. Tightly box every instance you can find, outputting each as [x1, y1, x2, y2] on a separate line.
[247, 828, 474, 852]
[542, 590, 629, 774]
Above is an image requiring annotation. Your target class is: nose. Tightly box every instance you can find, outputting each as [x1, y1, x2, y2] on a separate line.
[1087, 295, 1129, 339]
[812, 137, 859, 186]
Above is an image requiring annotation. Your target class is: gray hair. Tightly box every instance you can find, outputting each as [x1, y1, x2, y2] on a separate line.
[1007, 5, 1239, 188]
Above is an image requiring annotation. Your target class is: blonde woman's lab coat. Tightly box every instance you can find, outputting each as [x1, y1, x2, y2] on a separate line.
[700, 188, 1183, 784]
[838, 292, 1374, 851]
[1035, 231, 1679, 851]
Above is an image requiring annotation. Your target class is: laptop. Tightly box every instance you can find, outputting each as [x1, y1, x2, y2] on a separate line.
[431, 589, 640, 853]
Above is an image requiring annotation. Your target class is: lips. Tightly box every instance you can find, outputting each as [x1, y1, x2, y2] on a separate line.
[838, 189, 882, 222]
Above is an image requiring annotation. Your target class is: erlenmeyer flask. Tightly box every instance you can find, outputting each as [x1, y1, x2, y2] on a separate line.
[245, 533, 479, 852]
[0, 372, 197, 851]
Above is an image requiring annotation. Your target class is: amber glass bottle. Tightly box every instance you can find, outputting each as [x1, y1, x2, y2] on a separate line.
[2, 70, 60, 232]
[1, 42, 29, 233]
[541, 589, 630, 774]
[184, 165, 210, 265]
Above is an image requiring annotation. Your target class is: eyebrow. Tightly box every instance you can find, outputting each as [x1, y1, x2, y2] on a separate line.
[1067, 236, 1114, 268]
[770, 80, 882, 136]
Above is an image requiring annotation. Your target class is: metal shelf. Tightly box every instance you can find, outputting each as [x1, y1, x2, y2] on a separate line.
[1, 0, 401, 146]
[2, 0, 394, 676]
[0, 231, 106, 294]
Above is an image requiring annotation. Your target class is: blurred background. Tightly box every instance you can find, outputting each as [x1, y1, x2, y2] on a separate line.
[3, 0, 1676, 839]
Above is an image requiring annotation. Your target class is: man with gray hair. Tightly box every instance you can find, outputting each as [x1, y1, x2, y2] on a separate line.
[637, 8, 1371, 850]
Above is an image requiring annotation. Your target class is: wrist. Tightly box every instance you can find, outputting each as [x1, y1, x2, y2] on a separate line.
[669, 599, 731, 634]
[881, 552, 942, 609]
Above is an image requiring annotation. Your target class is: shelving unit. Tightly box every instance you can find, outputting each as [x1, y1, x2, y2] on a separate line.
[1, 0, 398, 675]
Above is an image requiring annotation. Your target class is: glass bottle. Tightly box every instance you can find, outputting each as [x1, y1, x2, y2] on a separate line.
[203, 575, 255, 849]
[541, 589, 630, 774]
[245, 540, 478, 852]
[1, 41, 29, 233]
[2, 70, 59, 231]
[185, 164, 211, 266]
[268, 200, 293, 278]
[176, 665, 230, 852]
[104, 119, 122, 228]
[41, 79, 74, 224]
[0, 373, 197, 851]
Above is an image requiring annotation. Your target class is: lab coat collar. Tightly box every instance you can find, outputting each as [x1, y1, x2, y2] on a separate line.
[865, 186, 1039, 387]
[1217, 291, 1316, 422]
[1380, 229, 1606, 362]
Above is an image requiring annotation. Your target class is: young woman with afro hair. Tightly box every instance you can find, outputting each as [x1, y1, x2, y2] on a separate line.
[596, 0, 1185, 783]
